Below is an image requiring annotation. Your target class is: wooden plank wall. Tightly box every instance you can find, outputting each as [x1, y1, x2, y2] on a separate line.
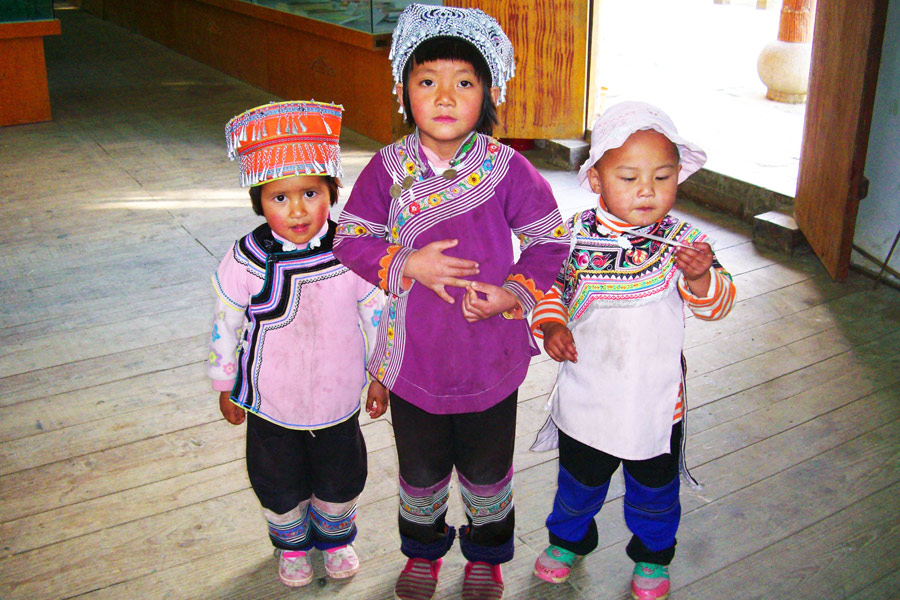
[448, 0, 589, 140]
[1, 7, 899, 600]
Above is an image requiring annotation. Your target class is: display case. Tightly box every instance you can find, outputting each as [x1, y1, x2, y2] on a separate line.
[0, 0, 60, 126]
[0, 0, 54, 23]
[244, 0, 441, 34]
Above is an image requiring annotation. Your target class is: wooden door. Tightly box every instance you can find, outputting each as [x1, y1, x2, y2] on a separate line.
[794, 0, 889, 280]
[448, 0, 589, 139]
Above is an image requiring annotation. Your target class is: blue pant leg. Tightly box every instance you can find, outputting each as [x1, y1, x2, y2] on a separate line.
[546, 465, 610, 556]
[623, 467, 680, 565]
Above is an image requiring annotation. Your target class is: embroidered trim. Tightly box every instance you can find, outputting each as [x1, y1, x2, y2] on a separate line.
[378, 244, 403, 290]
[459, 480, 514, 527]
[390, 137, 500, 237]
[310, 503, 357, 540]
[506, 273, 544, 303]
[560, 210, 703, 317]
[373, 295, 399, 382]
[265, 505, 312, 548]
[400, 477, 451, 526]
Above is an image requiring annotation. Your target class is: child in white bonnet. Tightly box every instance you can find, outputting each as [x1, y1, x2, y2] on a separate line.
[530, 101, 737, 600]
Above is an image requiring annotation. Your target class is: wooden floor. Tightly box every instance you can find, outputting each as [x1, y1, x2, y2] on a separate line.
[2, 8, 899, 600]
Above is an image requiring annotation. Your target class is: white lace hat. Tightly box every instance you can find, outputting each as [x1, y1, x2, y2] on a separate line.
[577, 101, 707, 189]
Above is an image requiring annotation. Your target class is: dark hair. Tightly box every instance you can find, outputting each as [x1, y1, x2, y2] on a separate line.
[248, 176, 341, 216]
[401, 36, 499, 135]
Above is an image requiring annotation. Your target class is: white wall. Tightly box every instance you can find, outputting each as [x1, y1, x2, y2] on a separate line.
[852, 0, 900, 285]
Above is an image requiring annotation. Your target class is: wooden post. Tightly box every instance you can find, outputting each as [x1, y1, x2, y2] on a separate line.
[777, 0, 815, 43]
[757, 0, 817, 103]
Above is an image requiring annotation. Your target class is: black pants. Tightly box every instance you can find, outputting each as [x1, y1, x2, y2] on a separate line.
[245, 411, 367, 513]
[390, 391, 517, 562]
[559, 422, 682, 488]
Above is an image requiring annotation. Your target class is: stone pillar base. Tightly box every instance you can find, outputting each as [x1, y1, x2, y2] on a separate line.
[757, 39, 812, 104]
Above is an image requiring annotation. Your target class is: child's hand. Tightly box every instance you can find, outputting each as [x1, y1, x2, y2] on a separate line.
[675, 242, 714, 297]
[541, 322, 578, 363]
[461, 281, 519, 322]
[219, 391, 246, 425]
[366, 379, 389, 419]
[403, 239, 479, 304]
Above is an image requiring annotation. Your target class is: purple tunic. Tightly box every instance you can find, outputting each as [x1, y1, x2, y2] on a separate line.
[334, 133, 568, 414]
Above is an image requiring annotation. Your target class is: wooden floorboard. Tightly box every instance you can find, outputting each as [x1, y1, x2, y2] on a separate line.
[679, 482, 900, 598]
[847, 569, 900, 600]
[1, 7, 898, 600]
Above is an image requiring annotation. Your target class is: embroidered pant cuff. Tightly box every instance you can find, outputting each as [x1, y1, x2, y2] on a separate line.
[310, 496, 359, 550]
[264, 500, 313, 551]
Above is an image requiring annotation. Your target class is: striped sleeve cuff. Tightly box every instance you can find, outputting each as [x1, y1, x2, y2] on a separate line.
[378, 244, 416, 296]
[530, 284, 567, 338]
[679, 267, 736, 321]
[501, 273, 544, 317]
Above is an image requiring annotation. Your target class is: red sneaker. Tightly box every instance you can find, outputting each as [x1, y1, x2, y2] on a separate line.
[394, 557, 442, 600]
[462, 561, 504, 600]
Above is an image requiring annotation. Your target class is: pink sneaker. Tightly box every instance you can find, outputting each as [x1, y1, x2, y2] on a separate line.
[533, 544, 578, 583]
[462, 561, 504, 600]
[277, 549, 313, 587]
[631, 562, 670, 600]
[324, 544, 360, 579]
[394, 557, 442, 600]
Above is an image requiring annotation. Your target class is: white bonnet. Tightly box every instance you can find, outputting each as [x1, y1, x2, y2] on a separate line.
[577, 101, 707, 189]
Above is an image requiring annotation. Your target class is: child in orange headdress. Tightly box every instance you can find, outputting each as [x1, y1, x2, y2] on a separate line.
[209, 100, 387, 588]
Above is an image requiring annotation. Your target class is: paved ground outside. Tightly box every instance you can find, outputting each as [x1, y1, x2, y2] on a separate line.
[593, 0, 807, 198]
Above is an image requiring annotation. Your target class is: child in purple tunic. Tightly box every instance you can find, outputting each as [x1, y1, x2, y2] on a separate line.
[209, 101, 388, 588]
[333, 5, 569, 600]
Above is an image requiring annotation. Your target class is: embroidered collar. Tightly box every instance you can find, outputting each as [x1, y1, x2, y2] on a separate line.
[408, 130, 478, 178]
[561, 210, 701, 316]
[271, 221, 328, 252]
[594, 200, 692, 250]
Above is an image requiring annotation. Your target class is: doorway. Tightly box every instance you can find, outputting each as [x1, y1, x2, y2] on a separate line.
[587, 0, 805, 198]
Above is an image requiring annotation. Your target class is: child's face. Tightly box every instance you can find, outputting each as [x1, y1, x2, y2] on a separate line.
[587, 129, 682, 227]
[258, 175, 331, 246]
[397, 59, 499, 160]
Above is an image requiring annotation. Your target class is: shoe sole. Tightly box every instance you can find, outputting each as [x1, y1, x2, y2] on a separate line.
[631, 592, 669, 600]
[533, 566, 569, 584]
[280, 573, 313, 587]
[326, 565, 359, 579]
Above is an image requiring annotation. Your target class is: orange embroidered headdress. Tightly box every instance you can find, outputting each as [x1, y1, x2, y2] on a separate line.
[225, 101, 343, 187]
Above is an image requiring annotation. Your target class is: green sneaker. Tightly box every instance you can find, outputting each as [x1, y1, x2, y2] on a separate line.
[533, 545, 578, 583]
[631, 562, 670, 600]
